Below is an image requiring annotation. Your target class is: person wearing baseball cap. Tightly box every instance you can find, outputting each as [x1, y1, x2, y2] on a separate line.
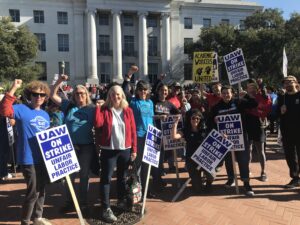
[277, 75, 300, 188]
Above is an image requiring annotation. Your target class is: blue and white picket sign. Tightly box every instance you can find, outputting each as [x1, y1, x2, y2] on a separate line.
[161, 115, 186, 151]
[36, 124, 80, 182]
[223, 49, 249, 85]
[191, 129, 233, 176]
[216, 113, 244, 151]
[142, 125, 162, 168]
[6, 117, 14, 146]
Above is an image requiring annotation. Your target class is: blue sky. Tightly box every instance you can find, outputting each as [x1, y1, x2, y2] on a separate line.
[245, 0, 300, 19]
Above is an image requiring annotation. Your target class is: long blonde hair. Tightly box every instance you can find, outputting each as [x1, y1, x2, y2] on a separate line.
[104, 85, 128, 109]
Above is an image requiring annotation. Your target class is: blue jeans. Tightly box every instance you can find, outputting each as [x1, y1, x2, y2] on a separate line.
[64, 144, 94, 205]
[100, 149, 131, 209]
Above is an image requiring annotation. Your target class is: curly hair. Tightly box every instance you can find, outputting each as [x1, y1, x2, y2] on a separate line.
[23, 80, 50, 100]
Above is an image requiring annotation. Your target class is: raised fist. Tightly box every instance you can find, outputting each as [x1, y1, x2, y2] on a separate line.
[130, 65, 139, 73]
[13, 79, 23, 89]
[59, 74, 69, 81]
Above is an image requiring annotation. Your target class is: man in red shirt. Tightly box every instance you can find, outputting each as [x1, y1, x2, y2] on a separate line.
[202, 82, 222, 111]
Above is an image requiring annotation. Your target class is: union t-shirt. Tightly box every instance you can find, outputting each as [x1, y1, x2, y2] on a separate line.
[13, 104, 50, 165]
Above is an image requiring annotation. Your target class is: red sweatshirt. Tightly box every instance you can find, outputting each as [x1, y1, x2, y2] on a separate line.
[246, 93, 272, 118]
[94, 106, 137, 153]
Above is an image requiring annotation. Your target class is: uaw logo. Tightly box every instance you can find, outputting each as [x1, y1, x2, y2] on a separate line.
[30, 116, 49, 131]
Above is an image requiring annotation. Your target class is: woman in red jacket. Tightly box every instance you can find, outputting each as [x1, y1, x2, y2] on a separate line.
[94, 84, 137, 223]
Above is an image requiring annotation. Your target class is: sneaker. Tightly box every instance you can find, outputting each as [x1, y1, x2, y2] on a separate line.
[244, 182, 255, 197]
[224, 179, 235, 188]
[204, 181, 213, 193]
[215, 166, 222, 173]
[102, 208, 117, 223]
[285, 179, 300, 189]
[1, 173, 13, 181]
[59, 202, 75, 214]
[260, 172, 268, 182]
[33, 218, 52, 225]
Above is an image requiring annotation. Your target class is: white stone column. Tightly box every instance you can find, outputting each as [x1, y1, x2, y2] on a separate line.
[112, 10, 123, 83]
[138, 12, 148, 81]
[86, 9, 99, 84]
[161, 13, 171, 75]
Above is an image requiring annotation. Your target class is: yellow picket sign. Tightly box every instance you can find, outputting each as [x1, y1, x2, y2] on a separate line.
[193, 51, 214, 83]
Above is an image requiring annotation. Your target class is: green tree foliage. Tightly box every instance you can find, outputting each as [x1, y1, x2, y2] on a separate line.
[189, 8, 300, 86]
[0, 17, 42, 83]
[285, 13, 300, 76]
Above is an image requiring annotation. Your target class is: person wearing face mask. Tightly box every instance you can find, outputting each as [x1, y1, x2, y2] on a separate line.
[94, 85, 137, 223]
[277, 75, 300, 189]
[208, 85, 257, 197]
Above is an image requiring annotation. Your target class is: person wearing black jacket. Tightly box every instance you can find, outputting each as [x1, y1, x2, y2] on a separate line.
[208, 85, 258, 196]
[171, 109, 213, 193]
[276, 76, 300, 189]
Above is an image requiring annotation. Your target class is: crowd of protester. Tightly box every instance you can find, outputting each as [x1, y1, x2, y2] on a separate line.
[0, 65, 300, 224]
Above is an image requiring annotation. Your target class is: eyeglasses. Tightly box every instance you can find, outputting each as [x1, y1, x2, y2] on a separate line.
[191, 116, 200, 121]
[75, 92, 86, 96]
[31, 92, 47, 98]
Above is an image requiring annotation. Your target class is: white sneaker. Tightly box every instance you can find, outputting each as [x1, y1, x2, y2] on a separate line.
[102, 208, 117, 223]
[1, 173, 13, 181]
[33, 218, 52, 225]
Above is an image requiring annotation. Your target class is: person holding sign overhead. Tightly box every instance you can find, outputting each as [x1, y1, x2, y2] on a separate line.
[0, 80, 52, 225]
[171, 109, 213, 193]
[208, 85, 257, 196]
[51, 74, 96, 215]
[94, 85, 137, 223]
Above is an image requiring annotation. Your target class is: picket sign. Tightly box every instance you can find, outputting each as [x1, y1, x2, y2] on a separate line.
[141, 125, 162, 217]
[6, 118, 17, 176]
[161, 115, 186, 188]
[172, 129, 233, 202]
[223, 49, 249, 85]
[216, 113, 245, 194]
[36, 124, 85, 225]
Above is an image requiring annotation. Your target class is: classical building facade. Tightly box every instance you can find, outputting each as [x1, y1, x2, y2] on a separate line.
[0, 0, 261, 85]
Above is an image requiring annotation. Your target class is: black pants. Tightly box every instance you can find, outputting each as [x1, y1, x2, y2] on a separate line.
[21, 164, 49, 225]
[282, 136, 300, 179]
[100, 149, 130, 209]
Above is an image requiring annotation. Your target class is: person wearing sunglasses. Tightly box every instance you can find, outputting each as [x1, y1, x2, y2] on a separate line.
[129, 80, 155, 198]
[171, 109, 213, 193]
[51, 74, 96, 215]
[0, 79, 52, 225]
